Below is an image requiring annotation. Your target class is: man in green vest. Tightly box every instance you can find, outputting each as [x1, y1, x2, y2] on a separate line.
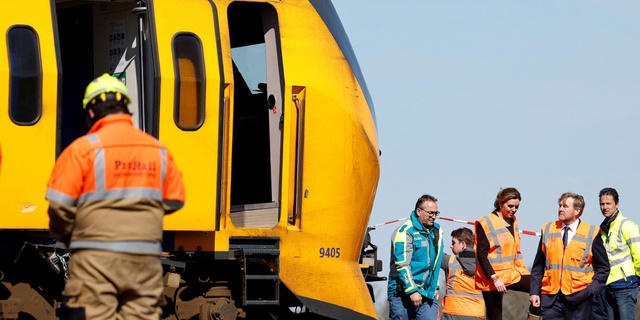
[592, 188, 640, 320]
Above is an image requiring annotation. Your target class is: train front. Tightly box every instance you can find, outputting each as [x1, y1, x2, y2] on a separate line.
[266, 2, 381, 319]
[166, 1, 381, 319]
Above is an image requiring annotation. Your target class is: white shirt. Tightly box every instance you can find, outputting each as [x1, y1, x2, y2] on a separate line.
[562, 219, 580, 245]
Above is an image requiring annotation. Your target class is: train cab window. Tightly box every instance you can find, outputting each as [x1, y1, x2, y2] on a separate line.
[7, 26, 42, 126]
[228, 2, 284, 228]
[173, 33, 205, 130]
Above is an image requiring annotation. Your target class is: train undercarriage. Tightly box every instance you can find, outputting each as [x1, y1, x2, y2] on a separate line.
[0, 229, 384, 320]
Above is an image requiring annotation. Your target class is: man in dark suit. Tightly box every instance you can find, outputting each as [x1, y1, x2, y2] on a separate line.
[529, 192, 610, 320]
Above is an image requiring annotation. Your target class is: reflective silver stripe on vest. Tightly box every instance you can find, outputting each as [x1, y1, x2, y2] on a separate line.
[564, 265, 594, 273]
[572, 235, 589, 243]
[610, 254, 633, 268]
[627, 237, 640, 244]
[160, 149, 167, 190]
[86, 134, 100, 144]
[446, 289, 483, 298]
[581, 225, 597, 268]
[610, 247, 627, 256]
[447, 257, 459, 290]
[447, 258, 483, 299]
[488, 255, 515, 264]
[610, 220, 635, 255]
[614, 219, 632, 255]
[45, 188, 77, 206]
[69, 240, 162, 254]
[542, 223, 558, 270]
[545, 263, 593, 273]
[547, 263, 563, 270]
[78, 188, 163, 204]
[94, 148, 106, 193]
[484, 216, 505, 257]
[545, 233, 562, 239]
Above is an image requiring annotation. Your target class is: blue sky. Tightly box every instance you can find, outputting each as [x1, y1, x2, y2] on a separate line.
[332, 1, 640, 316]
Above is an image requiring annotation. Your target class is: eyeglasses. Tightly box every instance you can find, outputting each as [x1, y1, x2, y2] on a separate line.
[419, 207, 440, 217]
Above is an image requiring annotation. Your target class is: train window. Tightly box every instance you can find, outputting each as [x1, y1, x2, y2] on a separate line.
[7, 26, 42, 126]
[231, 43, 266, 95]
[228, 2, 284, 228]
[172, 33, 205, 130]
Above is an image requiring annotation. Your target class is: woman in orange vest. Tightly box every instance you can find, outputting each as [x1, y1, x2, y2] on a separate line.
[475, 188, 541, 320]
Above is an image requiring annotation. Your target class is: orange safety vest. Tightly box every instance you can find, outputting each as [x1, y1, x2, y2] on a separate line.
[475, 213, 529, 290]
[443, 254, 484, 318]
[540, 220, 598, 295]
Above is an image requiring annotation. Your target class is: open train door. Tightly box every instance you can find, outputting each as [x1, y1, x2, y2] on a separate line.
[0, 1, 60, 228]
[147, 0, 224, 231]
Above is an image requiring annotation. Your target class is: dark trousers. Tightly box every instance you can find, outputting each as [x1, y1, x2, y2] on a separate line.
[542, 292, 593, 320]
[482, 275, 541, 320]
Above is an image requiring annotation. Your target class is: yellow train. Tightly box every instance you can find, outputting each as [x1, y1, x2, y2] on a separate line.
[0, 0, 380, 319]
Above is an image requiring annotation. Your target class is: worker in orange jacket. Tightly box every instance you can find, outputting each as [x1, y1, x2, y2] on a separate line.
[46, 74, 185, 320]
[441, 227, 484, 320]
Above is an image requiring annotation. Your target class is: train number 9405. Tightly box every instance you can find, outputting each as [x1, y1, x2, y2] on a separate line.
[319, 247, 340, 258]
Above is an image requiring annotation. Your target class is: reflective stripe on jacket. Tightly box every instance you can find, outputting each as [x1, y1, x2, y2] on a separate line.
[540, 220, 598, 295]
[600, 212, 640, 285]
[475, 213, 529, 290]
[388, 210, 444, 299]
[46, 114, 185, 254]
[443, 254, 484, 318]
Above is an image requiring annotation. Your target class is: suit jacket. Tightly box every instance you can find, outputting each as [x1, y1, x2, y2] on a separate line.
[529, 219, 610, 307]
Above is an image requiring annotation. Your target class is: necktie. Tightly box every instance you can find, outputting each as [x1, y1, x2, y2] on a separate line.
[563, 226, 569, 248]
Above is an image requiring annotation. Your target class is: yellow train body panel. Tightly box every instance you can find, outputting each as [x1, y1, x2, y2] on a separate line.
[151, 0, 222, 231]
[0, 1, 59, 228]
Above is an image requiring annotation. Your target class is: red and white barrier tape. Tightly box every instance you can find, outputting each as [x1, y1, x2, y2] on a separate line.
[368, 217, 410, 228]
[369, 216, 541, 237]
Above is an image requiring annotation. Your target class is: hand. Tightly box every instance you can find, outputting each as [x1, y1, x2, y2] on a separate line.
[529, 294, 540, 307]
[409, 292, 423, 307]
[435, 290, 440, 301]
[494, 278, 507, 293]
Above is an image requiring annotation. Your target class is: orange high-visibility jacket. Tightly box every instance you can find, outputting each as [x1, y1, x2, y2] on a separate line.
[540, 220, 599, 295]
[443, 254, 484, 318]
[46, 114, 185, 254]
[475, 213, 530, 290]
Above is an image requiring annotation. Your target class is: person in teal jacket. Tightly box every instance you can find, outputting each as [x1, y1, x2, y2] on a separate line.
[388, 194, 444, 320]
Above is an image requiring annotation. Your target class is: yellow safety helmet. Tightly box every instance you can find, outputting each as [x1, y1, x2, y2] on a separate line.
[82, 73, 131, 109]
